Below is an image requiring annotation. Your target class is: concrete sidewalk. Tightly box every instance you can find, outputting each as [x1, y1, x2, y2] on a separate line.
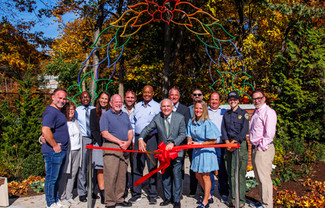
[5, 157, 241, 208]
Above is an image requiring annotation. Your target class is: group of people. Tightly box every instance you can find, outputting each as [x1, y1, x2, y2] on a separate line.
[41, 85, 277, 208]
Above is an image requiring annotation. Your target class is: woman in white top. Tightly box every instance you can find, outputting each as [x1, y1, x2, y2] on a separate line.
[58, 101, 82, 206]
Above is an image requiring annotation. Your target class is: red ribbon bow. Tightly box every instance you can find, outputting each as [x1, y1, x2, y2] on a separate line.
[134, 142, 180, 187]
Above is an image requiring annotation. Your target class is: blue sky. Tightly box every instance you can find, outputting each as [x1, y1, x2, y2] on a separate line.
[1, 0, 77, 39]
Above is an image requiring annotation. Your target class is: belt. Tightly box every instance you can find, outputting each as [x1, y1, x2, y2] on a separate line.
[252, 141, 273, 150]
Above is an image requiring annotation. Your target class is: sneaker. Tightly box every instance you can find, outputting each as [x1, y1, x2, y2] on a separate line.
[250, 201, 264, 208]
[67, 198, 78, 204]
[47, 203, 61, 208]
[128, 196, 141, 203]
[221, 195, 228, 203]
[58, 200, 70, 206]
[56, 200, 69, 208]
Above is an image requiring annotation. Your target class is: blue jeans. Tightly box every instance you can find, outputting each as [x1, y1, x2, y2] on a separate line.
[210, 148, 229, 196]
[43, 150, 67, 207]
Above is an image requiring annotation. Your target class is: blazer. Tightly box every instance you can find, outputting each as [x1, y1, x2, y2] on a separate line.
[176, 103, 191, 127]
[139, 111, 187, 157]
[90, 108, 103, 146]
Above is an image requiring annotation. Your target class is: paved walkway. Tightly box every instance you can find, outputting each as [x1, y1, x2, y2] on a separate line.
[5, 157, 247, 208]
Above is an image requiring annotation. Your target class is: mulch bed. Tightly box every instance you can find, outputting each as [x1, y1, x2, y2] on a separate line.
[246, 161, 325, 203]
[11, 161, 325, 202]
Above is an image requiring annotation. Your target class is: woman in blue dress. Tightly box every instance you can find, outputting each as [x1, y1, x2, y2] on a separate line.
[187, 101, 221, 208]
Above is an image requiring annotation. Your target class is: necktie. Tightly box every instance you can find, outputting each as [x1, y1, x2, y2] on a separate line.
[85, 107, 90, 136]
[166, 117, 170, 137]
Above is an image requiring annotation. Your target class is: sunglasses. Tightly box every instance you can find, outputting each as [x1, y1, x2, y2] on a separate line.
[193, 93, 202, 96]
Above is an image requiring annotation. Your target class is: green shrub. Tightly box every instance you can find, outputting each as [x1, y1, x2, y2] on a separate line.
[21, 153, 45, 180]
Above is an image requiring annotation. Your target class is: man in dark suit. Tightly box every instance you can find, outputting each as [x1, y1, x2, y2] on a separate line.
[168, 88, 190, 127]
[139, 99, 186, 208]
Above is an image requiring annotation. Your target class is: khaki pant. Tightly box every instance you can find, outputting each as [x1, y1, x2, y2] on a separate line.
[252, 144, 275, 208]
[103, 143, 129, 206]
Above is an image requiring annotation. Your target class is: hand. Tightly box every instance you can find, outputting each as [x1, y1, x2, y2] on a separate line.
[165, 142, 174, 151]
[39, 135, 46, 144]
[227, 147, 234, 152]
[53, 143, 62, 153]
[187, 140, 194, 145]
[120, 141, 129, 150]
[138, 139, 147, 152]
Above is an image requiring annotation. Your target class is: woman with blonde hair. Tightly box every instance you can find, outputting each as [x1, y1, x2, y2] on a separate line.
[187, 101, 221, 208]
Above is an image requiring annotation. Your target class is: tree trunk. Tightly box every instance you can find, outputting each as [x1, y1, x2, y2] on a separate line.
[89, 2, 105, 100]
[162, 22, 171, 98]
[117, 0, 125, 98]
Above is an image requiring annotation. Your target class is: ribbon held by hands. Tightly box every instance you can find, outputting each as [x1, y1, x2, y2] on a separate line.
[134, 142, 179, 187]
[86, 142, 239, 187]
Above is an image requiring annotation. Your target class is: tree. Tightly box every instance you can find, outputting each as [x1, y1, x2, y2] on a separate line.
[0, 19, 48, 79]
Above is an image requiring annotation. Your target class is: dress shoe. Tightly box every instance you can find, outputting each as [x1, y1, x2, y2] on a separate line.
[148, 197, 157, 205]
[92, 193, 100, 199]
[227, 201, 245, 207]
[173, 201, 181, 208]
[160, 199, 172, 206]
[79, 195, 87, 202]
[105, 205, 116, 208]
[128, 196, 141, 203]
[116, 201, 132, 207]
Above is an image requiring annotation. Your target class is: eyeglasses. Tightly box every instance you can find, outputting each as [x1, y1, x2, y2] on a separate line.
[252, 96, 264, 101]
[193, 93, 202, 97]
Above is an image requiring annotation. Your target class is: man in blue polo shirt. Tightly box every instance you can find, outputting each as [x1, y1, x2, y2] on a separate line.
[100, 94, 133, 208]
[42, 88, 69, 208]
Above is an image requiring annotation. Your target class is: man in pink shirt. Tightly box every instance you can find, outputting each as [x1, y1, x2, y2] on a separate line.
[249, 90, 277, 208]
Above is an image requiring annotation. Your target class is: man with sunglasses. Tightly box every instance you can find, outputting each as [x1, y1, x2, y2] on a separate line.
[189, 89, 204, 118]
[187, 89, 203, 196]
[250, 90, 277, 208]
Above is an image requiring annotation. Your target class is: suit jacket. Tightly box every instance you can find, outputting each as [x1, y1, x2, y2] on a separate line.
[139, 111, 187, 157]
[176, 103, 191, 127]
[90, 108, 103, 146]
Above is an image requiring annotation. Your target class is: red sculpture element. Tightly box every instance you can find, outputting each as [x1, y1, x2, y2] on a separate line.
[146, 0, 180, 24]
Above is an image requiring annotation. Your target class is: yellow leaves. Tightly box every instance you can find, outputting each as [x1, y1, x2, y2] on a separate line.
[8, 176, 45, 197]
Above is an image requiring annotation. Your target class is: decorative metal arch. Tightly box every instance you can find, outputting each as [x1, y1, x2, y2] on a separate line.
[68, 0, 254, 103]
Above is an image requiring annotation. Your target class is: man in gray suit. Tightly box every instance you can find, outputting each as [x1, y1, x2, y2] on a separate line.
[138, 99, 186, 208]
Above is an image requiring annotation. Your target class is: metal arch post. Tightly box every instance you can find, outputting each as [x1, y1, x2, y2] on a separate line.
[234, 147, 240, 208]
[87, 148, 93, 208]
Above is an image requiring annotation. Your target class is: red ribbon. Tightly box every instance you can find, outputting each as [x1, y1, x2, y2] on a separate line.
[86, 142, 239, 187]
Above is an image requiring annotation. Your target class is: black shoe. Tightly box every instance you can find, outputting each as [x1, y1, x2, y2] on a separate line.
[105, 206, 116, 208]
[189, 190, 196, 196]
[160, 199, 172, 206]
[116, 201, 132, 207]
[92, 193, 100, 199]
[173, 201, 181, 208]
[128, 196, 141, 203]
[148, 197, 157, 205]
[100, 190, 105, 204]
[79, 195, 87, 202]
